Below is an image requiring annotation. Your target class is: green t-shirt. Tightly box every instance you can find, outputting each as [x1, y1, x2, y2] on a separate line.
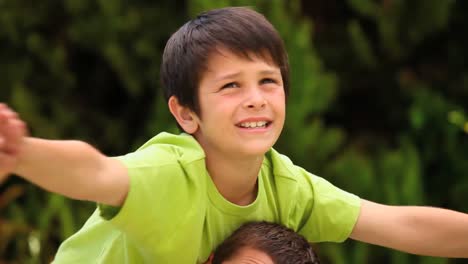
[53, 132, 361, 263]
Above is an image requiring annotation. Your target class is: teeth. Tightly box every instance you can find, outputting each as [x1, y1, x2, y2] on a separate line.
[239, 121, 268, 128]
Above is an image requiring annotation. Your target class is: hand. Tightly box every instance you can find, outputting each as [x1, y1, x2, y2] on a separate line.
[0, 104, 27, 183]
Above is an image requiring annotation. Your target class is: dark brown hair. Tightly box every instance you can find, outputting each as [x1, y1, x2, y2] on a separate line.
[212, 221, 320, 264]
[160, 7, 290, 115]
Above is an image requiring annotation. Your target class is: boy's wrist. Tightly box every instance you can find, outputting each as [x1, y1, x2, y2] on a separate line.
[13, 137, 35, 177]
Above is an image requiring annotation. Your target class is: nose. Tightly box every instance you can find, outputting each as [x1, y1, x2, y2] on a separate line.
[243, 87, 266, 110]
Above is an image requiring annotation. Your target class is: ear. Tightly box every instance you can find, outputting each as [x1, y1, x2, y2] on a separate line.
[168, 96, 199, 134]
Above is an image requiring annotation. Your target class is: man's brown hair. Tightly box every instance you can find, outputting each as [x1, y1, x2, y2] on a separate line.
[212, 221, 320, 264]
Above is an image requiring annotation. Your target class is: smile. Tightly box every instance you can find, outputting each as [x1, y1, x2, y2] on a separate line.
[237, 121, 271, 128]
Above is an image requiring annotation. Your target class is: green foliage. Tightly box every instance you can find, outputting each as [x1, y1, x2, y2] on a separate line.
[1, 0, 467, 263]
[311, 0, 467, 263]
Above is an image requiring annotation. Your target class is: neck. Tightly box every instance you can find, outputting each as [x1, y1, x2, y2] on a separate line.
[205, 152, 264, 206]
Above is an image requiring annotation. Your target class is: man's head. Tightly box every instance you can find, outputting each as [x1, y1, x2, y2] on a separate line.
[209, 221, 320, 264]
[160, 7, 289, 115]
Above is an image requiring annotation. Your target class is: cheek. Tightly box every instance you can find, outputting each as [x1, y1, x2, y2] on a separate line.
[210, 96, 239, 113]
[199, 99, 235, 126]
[270, 91, 286, 112]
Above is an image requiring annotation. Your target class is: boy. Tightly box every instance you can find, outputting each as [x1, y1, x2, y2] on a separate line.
[0, 6, 468, 264]
[207, 221, 320, 264]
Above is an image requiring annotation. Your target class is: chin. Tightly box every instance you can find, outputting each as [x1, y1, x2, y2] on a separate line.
[237, 141, 275, 157]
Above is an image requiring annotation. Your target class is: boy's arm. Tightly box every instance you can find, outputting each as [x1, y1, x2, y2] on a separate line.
[15, 138, 129, 206]
[0, 104, 129, 206]
[350, 199, 468, 258]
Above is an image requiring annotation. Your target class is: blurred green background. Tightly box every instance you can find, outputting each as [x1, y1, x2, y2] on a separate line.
[1, 0, 467, 263]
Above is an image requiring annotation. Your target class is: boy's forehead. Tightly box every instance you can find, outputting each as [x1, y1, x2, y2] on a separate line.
[203, 47, 280, 74]
[211, 47, 275, 63]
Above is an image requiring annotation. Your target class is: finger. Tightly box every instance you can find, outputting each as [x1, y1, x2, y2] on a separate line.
[0, 109, 6, 126]
[6, 110, 18, 120]
[1, 108, 25, 131]
[0, 107, 16, 129]
[0, 107, 26, 154]
[0, 107, 19, 120]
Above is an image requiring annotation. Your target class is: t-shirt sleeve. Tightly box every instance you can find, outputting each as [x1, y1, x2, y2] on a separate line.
[98, 155, 128, 219]
[97, 145, 201, 247]
[293, 172, 361, 243]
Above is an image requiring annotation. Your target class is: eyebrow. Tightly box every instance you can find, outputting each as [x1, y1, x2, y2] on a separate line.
[214, 70, 280, 82]
[259, 69, 280, 75]
[214, 72, 241, 82]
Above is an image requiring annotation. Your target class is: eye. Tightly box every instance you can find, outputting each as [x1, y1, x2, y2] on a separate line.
[221, 82, 239, 89]
[260, 78, 277, 85]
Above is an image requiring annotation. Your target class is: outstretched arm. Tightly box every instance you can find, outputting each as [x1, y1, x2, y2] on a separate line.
[350, 199, 468, 258]
[0, 104, 129, 206]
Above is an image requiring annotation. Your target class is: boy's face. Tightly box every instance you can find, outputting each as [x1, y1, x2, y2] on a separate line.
[192, 48, 285, 158]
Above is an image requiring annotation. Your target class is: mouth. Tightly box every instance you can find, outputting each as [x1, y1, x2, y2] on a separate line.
[236, 121, 272, 129]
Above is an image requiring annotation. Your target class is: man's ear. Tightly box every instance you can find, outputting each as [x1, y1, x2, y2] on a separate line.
[168, 96, 199, 134]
